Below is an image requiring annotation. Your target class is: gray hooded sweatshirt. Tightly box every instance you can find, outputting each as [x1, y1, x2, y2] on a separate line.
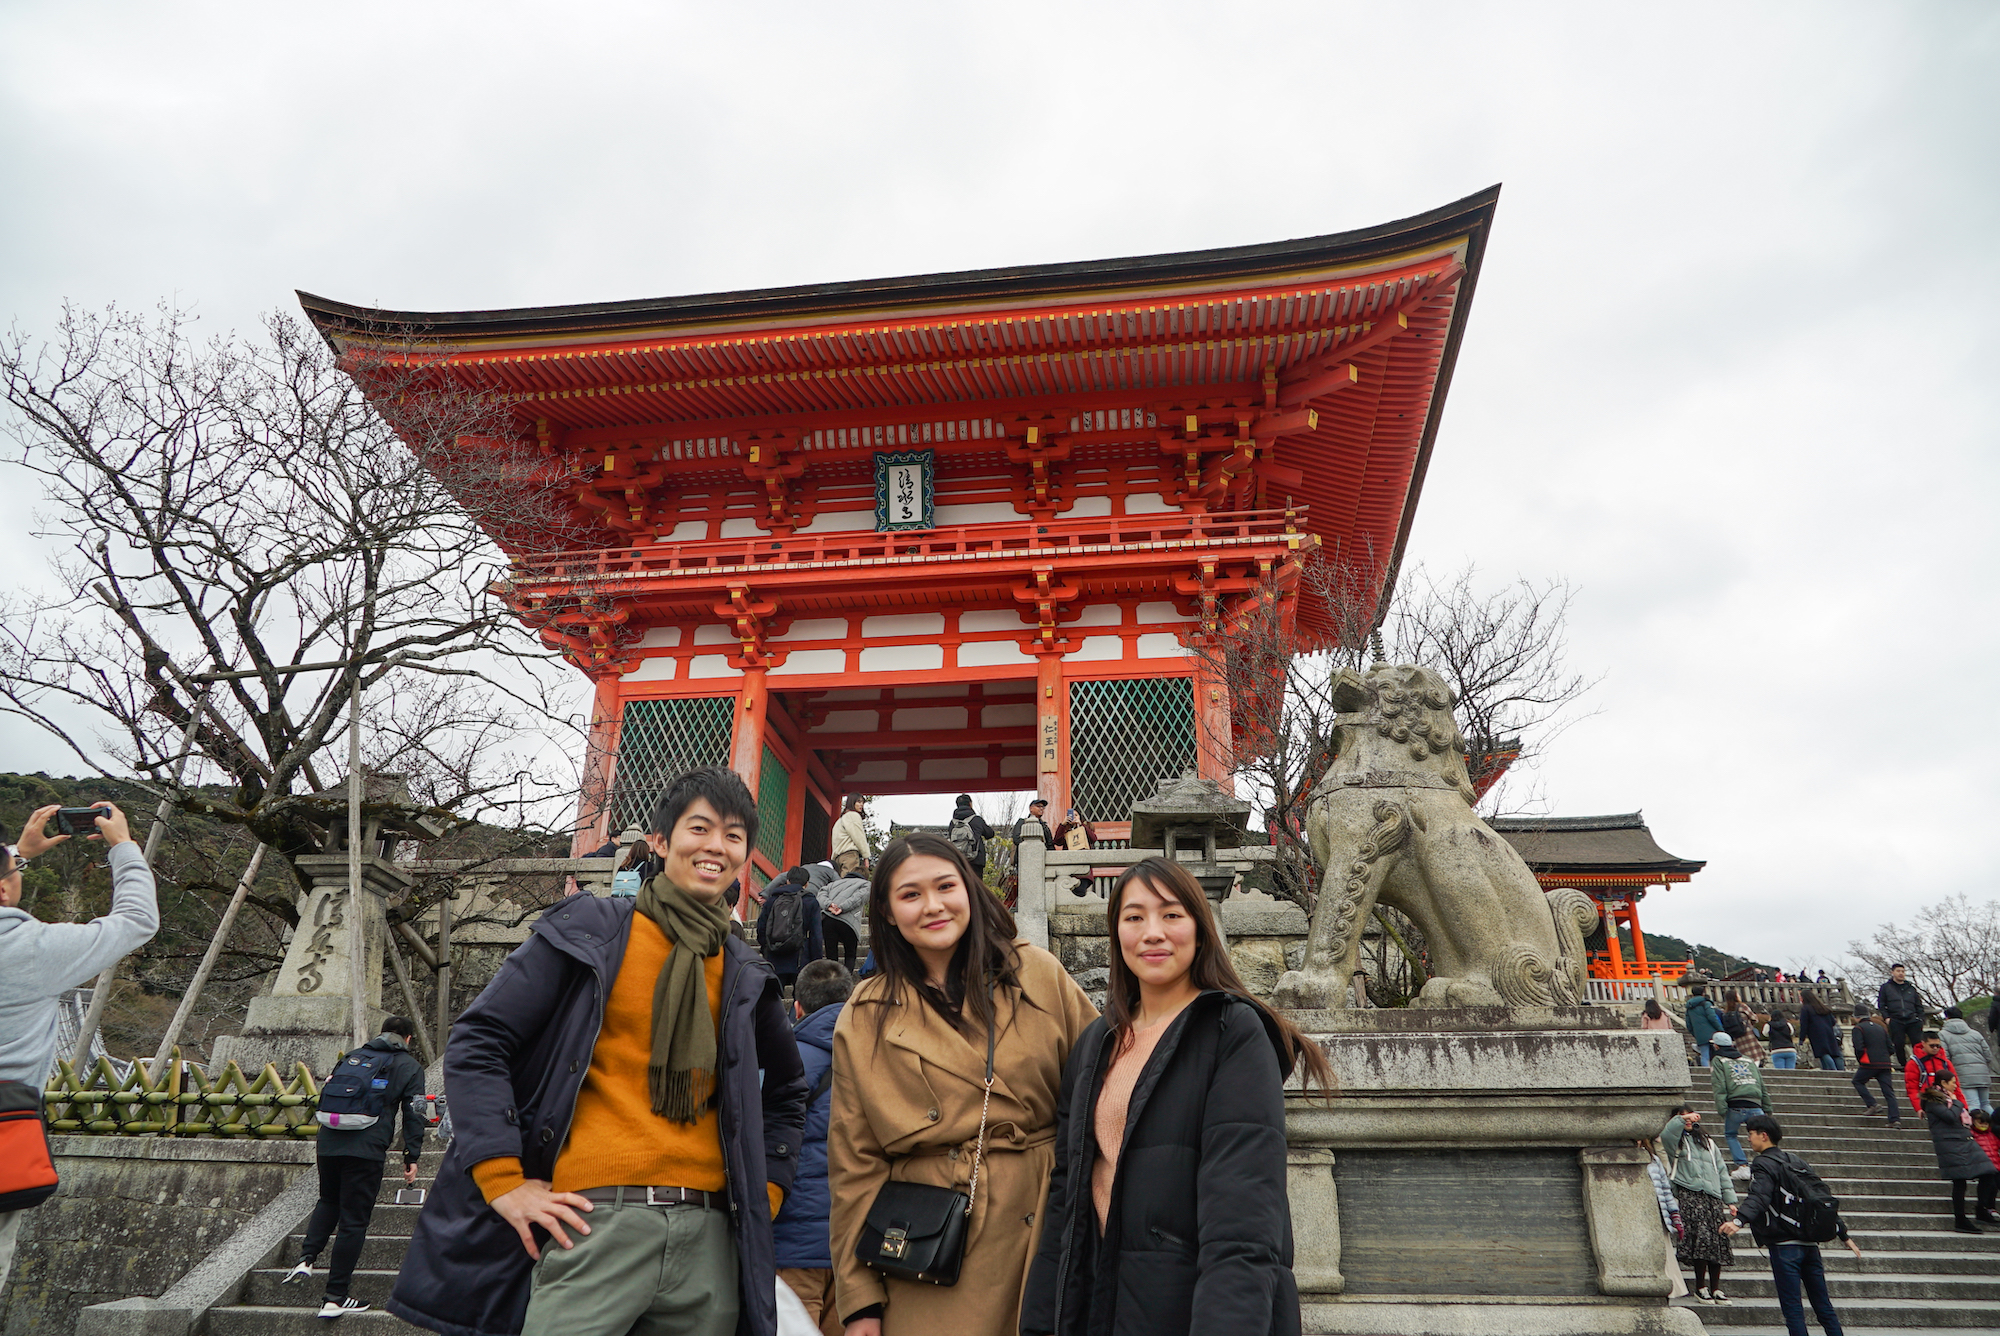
[0, 842, 159, 1087]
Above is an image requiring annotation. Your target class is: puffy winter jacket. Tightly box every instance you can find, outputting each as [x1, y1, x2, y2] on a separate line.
[772, 1000, 841, 1269]
[316, 1033, 428, 1164]
[1906, 1050, 1959, 1112]
[1851, 1017, 1894, 1070]
[1941, 1019, 1993, 1089]
[1711, 1055, 1771, 1117]
[1800, 1007, 1839, 1062]
[1878, 978, 1924, 1023]
[1021, 992, 1300, 1336]
[1925, 1097, 1996, 1181]
[1660, 1116, 1738, 1204]
[1684, 996, 1724, 1045]
[385, 893, 807, 1336]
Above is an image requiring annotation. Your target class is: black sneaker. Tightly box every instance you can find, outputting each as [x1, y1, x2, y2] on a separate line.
[317, 1298, 371, 1319]
[1953, 1219, 1984, 1235]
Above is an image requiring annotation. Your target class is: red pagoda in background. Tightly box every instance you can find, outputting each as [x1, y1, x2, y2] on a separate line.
[303, 188, 1499, 898]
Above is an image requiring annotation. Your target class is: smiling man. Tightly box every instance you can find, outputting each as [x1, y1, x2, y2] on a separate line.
[388, 767, 808, 1336]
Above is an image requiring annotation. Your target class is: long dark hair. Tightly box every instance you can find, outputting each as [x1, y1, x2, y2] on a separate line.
[861, 834, 1023, 1036]
[1804, 991, 1832, 1017]
[1642, 998, 1664, 1021]
[1723, 990, 1743, 1013]
[1106, 858, 1335, 1097]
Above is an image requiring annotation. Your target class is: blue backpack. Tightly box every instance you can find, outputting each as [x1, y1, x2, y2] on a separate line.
[317, 1048, 397, 1130]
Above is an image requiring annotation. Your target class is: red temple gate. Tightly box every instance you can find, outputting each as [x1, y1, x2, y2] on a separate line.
[304, 187, 1500, 892]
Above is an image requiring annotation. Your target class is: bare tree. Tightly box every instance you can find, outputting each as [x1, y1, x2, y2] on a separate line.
[0, 305, 588, 976]
[1191, 555, 1597, 917]
[1847, 893, 2000, 1008]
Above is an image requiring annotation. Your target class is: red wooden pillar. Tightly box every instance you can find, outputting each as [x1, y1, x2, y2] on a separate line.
[1036, 653, 1066, 810]
[1602, 895, 1626, 977]
[731, 667, 770, 796]
[570, 675, 623, 856]
[1191, 656, 1233, 790]
[1627, 894, 1650, 968]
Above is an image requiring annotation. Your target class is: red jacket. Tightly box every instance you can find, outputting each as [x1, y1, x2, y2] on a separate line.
[1972, 1125, 2000, 1174]
[1906, 1050, 1960, 1112]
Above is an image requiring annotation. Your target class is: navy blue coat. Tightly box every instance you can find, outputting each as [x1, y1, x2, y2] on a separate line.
[756, 887, 823, 978]
[772, 1000, 841, 1268]
[385, 893, 808, 1336]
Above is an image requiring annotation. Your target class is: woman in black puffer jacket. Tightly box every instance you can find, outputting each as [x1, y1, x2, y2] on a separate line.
[1020, 858, 1334, 1336]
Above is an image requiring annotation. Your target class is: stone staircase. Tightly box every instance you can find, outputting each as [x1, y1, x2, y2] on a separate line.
[1673, 1063, 2000, 1334]
[205, 1150, 438, 1332]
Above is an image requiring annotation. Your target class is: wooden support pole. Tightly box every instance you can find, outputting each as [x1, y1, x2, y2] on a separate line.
[150, 842, 267, 1075]
[1036, 654, 1064, 810]
[384, 935, 437, 1067]
[435, 886, 453, 1060]
[571, 675, 623, 856]
[732, 667, 770, 795]
[348, 688, 369, 1048]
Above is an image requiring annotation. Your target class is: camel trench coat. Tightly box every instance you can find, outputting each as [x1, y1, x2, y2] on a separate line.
[829, 942, 1099, 1336]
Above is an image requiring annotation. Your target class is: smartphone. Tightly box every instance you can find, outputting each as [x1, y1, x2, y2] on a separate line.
[395, 1188, 427, 1205]
[55, 806, 109, 836]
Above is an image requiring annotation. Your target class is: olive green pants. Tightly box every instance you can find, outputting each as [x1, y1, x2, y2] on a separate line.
[521, 1201, 738, 1336]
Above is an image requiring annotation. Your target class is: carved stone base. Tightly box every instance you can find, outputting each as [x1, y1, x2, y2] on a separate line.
[1285, 1009, 1693, 1336]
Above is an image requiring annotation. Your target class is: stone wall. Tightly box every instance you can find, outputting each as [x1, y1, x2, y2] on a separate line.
[0, 1137, 313, 1336]
[1049, 895, 1309, 1008]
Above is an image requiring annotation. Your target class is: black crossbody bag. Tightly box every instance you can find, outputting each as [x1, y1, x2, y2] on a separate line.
[857, 1013, 995, 1287]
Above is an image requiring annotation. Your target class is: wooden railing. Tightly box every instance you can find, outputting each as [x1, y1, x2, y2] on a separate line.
[506, 508, 1311, 586]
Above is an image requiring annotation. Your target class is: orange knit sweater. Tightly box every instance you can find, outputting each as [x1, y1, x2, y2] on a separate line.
[472, 915, 781, 1216]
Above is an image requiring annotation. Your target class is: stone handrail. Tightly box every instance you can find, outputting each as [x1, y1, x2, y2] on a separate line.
[44, 1050, 322, 1138]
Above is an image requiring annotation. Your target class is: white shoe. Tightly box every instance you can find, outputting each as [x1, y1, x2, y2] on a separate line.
[1730, 1164, 1752, 1181]
[317, 1298, 370, 1319]
[1709, 1289, 1731, 1305]
[282, 1261, 314, 1285]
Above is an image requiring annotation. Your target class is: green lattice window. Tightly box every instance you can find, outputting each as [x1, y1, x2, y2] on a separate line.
[756, 745, 790, 867]
[1068, 677, 1197, 823]
[612, 697, 734, 833]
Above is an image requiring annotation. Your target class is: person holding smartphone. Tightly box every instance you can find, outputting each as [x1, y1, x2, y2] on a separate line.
[0, 803, 158, 1299]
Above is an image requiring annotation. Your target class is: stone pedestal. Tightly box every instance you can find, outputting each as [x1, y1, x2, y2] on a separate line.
[211, 856, 407, 1076]
[1285, 1008, 1700, 1336]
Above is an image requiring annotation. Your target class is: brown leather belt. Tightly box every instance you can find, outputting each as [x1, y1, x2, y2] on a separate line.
[578, 1185, 727, 1211]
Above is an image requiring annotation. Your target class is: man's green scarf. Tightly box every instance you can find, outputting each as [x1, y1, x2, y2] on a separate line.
[635, 874, 732, 1123]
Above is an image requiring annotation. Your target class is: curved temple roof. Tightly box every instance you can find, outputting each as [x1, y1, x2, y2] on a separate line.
[299, 187, 1500, 636]
[1490, 812, 1707, 885]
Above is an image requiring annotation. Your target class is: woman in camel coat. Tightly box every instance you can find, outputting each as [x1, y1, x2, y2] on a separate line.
[828, 834, 1099, 1336]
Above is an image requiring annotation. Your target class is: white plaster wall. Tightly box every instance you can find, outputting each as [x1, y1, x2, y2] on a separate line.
[693, 624, 737, 645]
[862, 613, 946, 638]
[1062, 604, 1122, 627]
[815, 688, 880, 702]
[860, 644, 944, 671]
[894, 683, 972, 700]
[719, 517, 763, 537]
[1000, 755, 1038, 778]
[770, 649, 846, 676]
[848, 759, 908, 782]
[621, 658, 678, 682]
[688, 655, 739, 679]
[797, 508, 875, 534]
[920, 757, 991, 781]
[893, 707, 968, 731]
[813, 710, 879, 732]
[771, 618, 849, 642]
[637, 626, 682, 648]
[934, 501, 1020, 525]
[1059, 495, 1112, 518]
[961, 609, 1031, 632]
[981, 702, 1036, 728]
[959, 641, 1034, 666]
[1136, 633, 1190, 658]
[657, 520, 708, 541]
[1070, 636, 1125, 662]
[1137, 601, 1192, 623]
[1124, 493, 1173, 514]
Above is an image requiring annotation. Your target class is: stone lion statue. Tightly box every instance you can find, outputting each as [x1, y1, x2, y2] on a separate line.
[1272, 663, 1598, 1010]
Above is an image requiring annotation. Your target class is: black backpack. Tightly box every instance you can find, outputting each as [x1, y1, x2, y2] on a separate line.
[760, 886, 807, 957]
[1766, 1151, 1842, 1243]
[316, 1047, 399, 1130]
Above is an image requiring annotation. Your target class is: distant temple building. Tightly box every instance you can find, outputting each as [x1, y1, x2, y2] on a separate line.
[304, 189, 1499, 899]
[1493, 812, 1706, 982]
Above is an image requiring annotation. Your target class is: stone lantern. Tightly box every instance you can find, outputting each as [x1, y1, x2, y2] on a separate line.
[1128, 772, 1252, 943]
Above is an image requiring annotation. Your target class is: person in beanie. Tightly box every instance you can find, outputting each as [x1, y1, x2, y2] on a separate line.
[1709, 1032, 1773, 1180]
[284, 1015, 429, 1319]
[386, 767, 808, 1336]
[1720, 1115, 1860, 1336]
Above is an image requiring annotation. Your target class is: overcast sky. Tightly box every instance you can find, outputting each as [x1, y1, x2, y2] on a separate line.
[3, 2, 1994, 972]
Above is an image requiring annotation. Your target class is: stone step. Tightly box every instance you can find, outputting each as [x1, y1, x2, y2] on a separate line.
[1838, 1209, 1995, 1233]
[1678, 1295, 2000, 1328]
[246, 1267, 403, 1307]
[1708, 1269, 2000, 1301]
[209, 1304, 422, 1333]
[1817, 1250, 2000, 1276]
[1848, 1229, 2000, 1254]
[285, 1233, 416, 1271]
